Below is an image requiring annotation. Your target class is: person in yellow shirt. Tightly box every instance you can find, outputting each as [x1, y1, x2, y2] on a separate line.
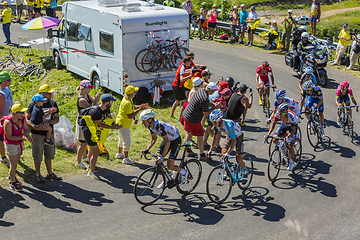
[44, 0, 55, 17]
[163, 0, 174, 7]
[26, 0, 34, 21]
[115, 85, 148, 164]
[34, 0, 43, 18]
[0, 2, 12, 44]
[332, 23, 351, 66]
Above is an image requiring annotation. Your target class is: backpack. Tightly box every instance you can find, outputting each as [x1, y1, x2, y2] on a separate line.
[77, 106, 98, 127]
[340, 54, 350, 66]
[220, 33, 229, 40]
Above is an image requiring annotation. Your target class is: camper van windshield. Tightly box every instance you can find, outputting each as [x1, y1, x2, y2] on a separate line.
[78, 24, 91, 41]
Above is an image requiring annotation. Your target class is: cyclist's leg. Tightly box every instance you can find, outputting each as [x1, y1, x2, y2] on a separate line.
[316, 100, 324, 125]
[287, 126, 297, 159]
[345, 96, 351, 117]
[235, 134, 245, 170]
[305, 97, 314, 119]
[258, 80, 265, 104]
[159, 138, 181, 173]
[337, 97, 343, 118]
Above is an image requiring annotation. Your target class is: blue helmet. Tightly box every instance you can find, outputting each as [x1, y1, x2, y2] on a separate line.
[275, 89, 286, 100]
[278, 103, 289, 113]
[209, 109, 223, 122]
[305, 67, 313, 75]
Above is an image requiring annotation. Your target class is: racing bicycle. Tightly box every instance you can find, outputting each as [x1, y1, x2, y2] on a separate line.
[0, 48, 23, 71]
[133, 142, 202, 206]
[302, 108, 323, 148]
[266, 135, 302, 182]
[258, 86, 276, 118]
[10, 58, 46, 82]
[338, 105, 358, 142]
[206, 153, 253, 204]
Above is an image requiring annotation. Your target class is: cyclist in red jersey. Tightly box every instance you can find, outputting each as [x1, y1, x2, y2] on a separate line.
[255, 61, 276, 106]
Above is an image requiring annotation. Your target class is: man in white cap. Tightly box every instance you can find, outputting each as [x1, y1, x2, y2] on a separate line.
[246, 6, 257, 46]
[348, 34, 360, 70]
[281, 9, 295, 52]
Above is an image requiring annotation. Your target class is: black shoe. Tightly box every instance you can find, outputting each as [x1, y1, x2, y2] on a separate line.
[198, 153, 207, 161]
[10, 182, 23, 192]
[44, 139, 54, 146]
[239, 40, 244, 44]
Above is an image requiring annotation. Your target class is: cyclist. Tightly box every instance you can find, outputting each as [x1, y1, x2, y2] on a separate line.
[335, 81, 359, 125]
[299, 80, 325, 137]
[139, 109, 188, 187]
[267, 89, 300, 124]
[299, 67, 317, 91]
[265, 103, 299, 171]
[255, 61, 276, 106]
[207, 109, 248, 181]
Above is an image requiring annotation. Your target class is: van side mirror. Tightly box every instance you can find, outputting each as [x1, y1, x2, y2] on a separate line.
[47, 28, 59, 39]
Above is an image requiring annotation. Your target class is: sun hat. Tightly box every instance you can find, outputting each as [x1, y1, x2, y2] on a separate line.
[250, 6, 255, 10]
[192, 77, 203, 87]
[80, 80, 94, 89]
[201, 2, 207, 6]
[220, 88, 231, 95]
[11, 103, 27, 113]
[206, 82, 218, 90]
[0, 71, 11, 82]
[2, 1, 8, 5]
[39, 84, 55, 93]
[32, 94, 45, 102]
[125, 85, 139, 95]
[101, 93, 117, 103]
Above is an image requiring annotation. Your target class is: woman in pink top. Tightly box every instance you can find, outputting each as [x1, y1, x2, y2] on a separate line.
[3, 103, 33, 191]
[207, 4, 218, 40]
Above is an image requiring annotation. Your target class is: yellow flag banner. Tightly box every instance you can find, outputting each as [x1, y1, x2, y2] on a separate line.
[267, 28, 278, 35]
[82, 115, 114, 143]
[249, 18, 262, 30]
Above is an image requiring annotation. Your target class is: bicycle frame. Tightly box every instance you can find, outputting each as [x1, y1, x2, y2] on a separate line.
[218, 156, 247, 184]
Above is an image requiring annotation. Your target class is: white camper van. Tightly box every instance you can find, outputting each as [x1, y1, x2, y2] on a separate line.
[49, 0, 189, 95]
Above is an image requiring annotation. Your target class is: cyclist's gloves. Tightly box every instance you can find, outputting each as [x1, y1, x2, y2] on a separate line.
[338, 105, 342, 109]
[222, 153, 230, 159]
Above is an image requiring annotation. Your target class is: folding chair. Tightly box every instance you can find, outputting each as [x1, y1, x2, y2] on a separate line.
[18, 36, 33, 56]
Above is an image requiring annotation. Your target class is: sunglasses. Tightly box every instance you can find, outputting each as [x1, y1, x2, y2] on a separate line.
[341, 88, 348, 90]
[16, 112, 24, 114]
[279, 112, 287, 116]
[306, 89, 312, 93]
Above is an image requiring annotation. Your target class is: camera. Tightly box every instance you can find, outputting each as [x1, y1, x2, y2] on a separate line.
[350, 28, 357, 36]
[233, 81, 240, 91]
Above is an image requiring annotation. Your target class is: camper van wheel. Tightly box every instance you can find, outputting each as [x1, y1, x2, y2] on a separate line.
[92, 73, 100, 88]
[54, 51, 63, 70]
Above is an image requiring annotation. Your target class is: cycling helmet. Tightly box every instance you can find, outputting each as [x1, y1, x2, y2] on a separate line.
[272, 20, 277, 24]
[298, 26, 307, 32]
[192, 77, 203, 87]
[303, 80, 314, 91]
[202, 2, 207, 6]
[209, 109, 223, 122]
[304, 67, 313, 75]
[275, 89, 287, 100]
[262, 61, 270, 69]
[225, 76, 235, 89]
[139, 109, 155, 121]
[233, 5, 238, 9]
[301, 32, 309, 39]
[340, 81, 349, 89]
[278, 103, 289, 113]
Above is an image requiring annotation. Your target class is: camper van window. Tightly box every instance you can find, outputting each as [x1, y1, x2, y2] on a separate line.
[66, 21, 79, 41]
[59, 20, 65, 38]
[99, 30, 114, 54]
[78, 24, 91, 41]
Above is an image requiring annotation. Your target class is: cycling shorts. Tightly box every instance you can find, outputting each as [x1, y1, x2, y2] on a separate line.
[258, 74, 270, 86]
[305, 97, 324, 112]
[158, 136, 181, 160]
[199, 19, 207, 27]
[274, 124, 298, 144]
[337, 95, 350, 104]
[223, 133, 244, 154]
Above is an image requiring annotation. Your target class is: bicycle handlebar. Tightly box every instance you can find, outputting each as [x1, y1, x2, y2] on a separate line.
[141, 152, 158, 161]
[339, 105, 359, 112]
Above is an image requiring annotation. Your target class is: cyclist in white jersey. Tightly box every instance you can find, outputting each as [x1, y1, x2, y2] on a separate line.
[267, 89, 300, 124]
[139, 109, 188, 185]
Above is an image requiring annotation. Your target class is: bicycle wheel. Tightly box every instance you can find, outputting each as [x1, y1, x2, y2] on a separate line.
[307, 121, 319, 148]
[177, 159, 202, 195]
[135, 49, 148, 72]
[190, 20, 199, 36]
[0, 59, 9, 70]
[268, 148, 281, 182]
[293, 137, 302, 171]
[10, 65, 26, 79]
[206, 165, 232, 204]
[29, 68, 46, 82]
[141, 50, 162, 72]
[358, 55, 360, 65]
[5, 57, 23, 70]
[170, 47, 189, 68]
[134, 166, 165, 206]
[347, 118, 354, 142]
[268, 139, 275, 157]
[237, 154, 253, 191]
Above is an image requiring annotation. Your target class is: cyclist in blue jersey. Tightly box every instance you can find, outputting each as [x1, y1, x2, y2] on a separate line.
[208, 109, 248, 180]
[267, 89, 300, 124]
[299, 67, 317, 91]
[300, 80, 325, 137]
[265, 104, 299, 171]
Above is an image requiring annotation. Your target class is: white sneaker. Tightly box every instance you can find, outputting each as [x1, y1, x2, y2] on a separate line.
[157, 177, 169, 189]
[115, 153, 125, 159]
[75, 161, 88, 169]
[287, 160, 294, 171]
[122, 158, 134, 165]
[1, 157, 10, 167]
[181, 169, 189, 185]
[82, 157, 89, 163]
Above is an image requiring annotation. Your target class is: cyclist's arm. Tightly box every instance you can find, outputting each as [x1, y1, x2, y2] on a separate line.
[269, 72, 275, 85]
[255, 74, 259, 87]
[335, 95, 341, 107]
[299, 95, 305, 111]
[287, 125, 296, 138]
[146, 133, 157, 152]
[317, 97, 323, 109]
[311, 74, 317, 85]
[159, 135, 170, 158]
[267, 120, 277, 136]
[209, 127, 218, 152]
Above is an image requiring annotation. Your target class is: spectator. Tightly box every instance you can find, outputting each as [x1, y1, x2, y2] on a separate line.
[34, 0, 42, 18]
[75, 80, 102, 169]
[199, 2, 208, 40]
[266, 20, 278, 48]
[207, 4, 218, 40]
[201, 68, 212, 88]
[348, 34, 360, 70]
[281, 9, 295, 52]
[0, 2, 12, 45]
[170, 56, 193, 119]
[246, 6, 258, 46]
[226, 84, 253, 126]
[115, 86, 148, 164]
[332, 23, 351, 66]
[238, 4, 248, 45]
[15, 0, 23, 23]
[310, 0, 321, 36]
[4, 104, 33, 192]
[182, 82, 222, 161]
[182, 0, 193, 33]
[163, 0, 174, 7]
[44, 0, 56, 17]
[0, 71, 13, 167]
[26, 0, 34, 21]
[229, 6, 239, 44]
[84, 94, 121, 180]
[25, 84, 62, 183]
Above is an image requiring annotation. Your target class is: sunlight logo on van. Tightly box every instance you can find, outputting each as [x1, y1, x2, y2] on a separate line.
[145, 21, 168, 27]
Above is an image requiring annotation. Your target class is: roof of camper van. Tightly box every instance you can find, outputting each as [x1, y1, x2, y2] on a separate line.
[63, 0, 189, 18]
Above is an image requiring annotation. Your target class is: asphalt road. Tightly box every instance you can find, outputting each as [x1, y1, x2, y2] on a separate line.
[1, 24, 360, 239]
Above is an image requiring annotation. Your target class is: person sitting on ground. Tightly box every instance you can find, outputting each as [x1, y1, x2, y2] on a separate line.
[140, 109, 188, 188]
[226, 84, 253, 126]
[29, 94, 57, 146]
[266, 20, 278, 49]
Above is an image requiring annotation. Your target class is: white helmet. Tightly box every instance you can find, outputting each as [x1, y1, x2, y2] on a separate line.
[139, 109, 155, 121]
[305, 67, 313, 75]
[301, 32, 309, 39]
[288, 9, 292, 13]
[192, 77, 203, 87]
[298, 25, 307, 32]
[272, 20, 277, 24]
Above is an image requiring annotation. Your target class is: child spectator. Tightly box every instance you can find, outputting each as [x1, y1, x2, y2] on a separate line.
[29, 94, 57, 146]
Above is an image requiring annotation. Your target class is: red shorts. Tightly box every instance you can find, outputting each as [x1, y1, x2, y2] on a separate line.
[258, 74, 270, 86]
[182, 118, 204, 136]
